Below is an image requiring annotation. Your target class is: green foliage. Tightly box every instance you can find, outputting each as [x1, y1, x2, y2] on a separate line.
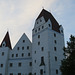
[60, 35, 75, 75]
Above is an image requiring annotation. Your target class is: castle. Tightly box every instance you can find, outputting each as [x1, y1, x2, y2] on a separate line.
[0, 9, 64, 75]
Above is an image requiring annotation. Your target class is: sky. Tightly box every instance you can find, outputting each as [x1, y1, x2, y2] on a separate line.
[0, 0, 75, 48]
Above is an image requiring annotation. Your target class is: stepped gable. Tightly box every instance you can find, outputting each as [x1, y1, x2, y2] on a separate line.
[0, 31, 12, 49]
[36, 9, 60, 32]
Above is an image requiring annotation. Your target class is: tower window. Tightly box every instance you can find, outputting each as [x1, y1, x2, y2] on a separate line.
[54, 33, 56, 37]
[40, 69, 43, 75]
[42, 26, 44, 29]
[34, 51, 36, 54]
[28, 53, 30, 56]
[38, 28, 40, 31]
[55, 56, 57, 61]
[41, 47, 44, 51]
[35, 60, 36, 63]
[2, 52, 4, 56]
[10, 63, 13, 67]
[56, 69, 58, 74]
[27, 46, 29, 50]
[49, 24, 50, 27]
[35, 30, 37, 33]
[54, 40, 57, 44]
[38, 35, 40, 38]
[38, 42, 40, 45]
[54, 47, 56, 51]
[1, 64, 3, 67]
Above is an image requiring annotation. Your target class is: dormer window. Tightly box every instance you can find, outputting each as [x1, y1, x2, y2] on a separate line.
[2, 41, 6, 47]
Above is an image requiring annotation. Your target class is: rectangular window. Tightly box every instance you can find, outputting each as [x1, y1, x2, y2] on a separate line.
[22, 47, 24, 50]
[29, 62, 32, 66]
[55, 56, 57, 61]
[2, 52, 4, 56]
[17, 47, 19, 50]
[10, 73, 13, 75]
[38, 42, 40, 45]
[1, 64, 3, 67]
[40, 69, 43, 75]
[28, 53, 30, 56]
[27, 46, 29, 50]
[23, 40, 25, 43]
[54, 33, 56, 37]
[12, 54, 14, 57]
[18, 63, 21, 67]
[56, 69, 58, 74]
[54, 40, 57, 44]
[10, 63, 13, 67]
[18, 73, 21, 75]
[38, 35, 40, 38]
[16, 54, 18, 57]
[54, 47, 56, 51]
[41, 47, 44, 51]
[22, 53, 24, 57]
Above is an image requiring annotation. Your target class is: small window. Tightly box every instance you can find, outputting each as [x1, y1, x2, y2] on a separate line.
[17, 47, 19, 50]
[34, 51, 36, 54]
[54, 40, 57, 44]
[22, 47, 24, 50]
[28, 53, 30, 56]
[18, 63, 21, 67]
[54, 33, 56, 37]
[10, 63, 13, 67]
[54, 47, 56, 51]
[22, 53, 24, 57]
[38, 35, 40, 38]
[38, 42, 40, 45]
[29, 62, 32, 66]
[35, 30, 37, 33]
[23, 40, 25, 43]
[12, 54, 14, 57]
[41, 47, 44, 51]
[16, 54, 18, 57]
[40, 69, 43, 75]
[38, 28, 40, 31]
[35, 60, 36, 63]
[61, 30, 63, 33]
[2, 52, 4, 56]
[40, 19, 42, 22]
[18, 73, 21, 75]
[27, 46, 29, 50]
[42, 26, 44, 29]
[10, 73, 13, 75]
[49, 24, 50, 27]
[1, 64, 3, 67]
[55, 56, 57, 61]
[34, 73, 36, 75]
[56, 69, 58, 74]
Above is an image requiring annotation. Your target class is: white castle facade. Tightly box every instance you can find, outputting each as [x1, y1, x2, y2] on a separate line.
[0, 9, 64, 75]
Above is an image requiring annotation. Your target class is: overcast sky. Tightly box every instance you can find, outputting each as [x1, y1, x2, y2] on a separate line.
[0, 0, 75, 48]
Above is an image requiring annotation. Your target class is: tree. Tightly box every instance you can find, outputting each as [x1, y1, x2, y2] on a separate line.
[60, 35, 75, 75]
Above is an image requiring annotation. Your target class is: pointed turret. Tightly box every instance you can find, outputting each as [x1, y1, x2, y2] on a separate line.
[36, 9, 60, 32]
[0, 31, 12, 49]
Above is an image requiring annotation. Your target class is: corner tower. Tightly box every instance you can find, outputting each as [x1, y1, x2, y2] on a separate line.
[32, 9, 64, 75]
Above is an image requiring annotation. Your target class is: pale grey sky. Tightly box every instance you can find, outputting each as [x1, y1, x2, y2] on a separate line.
[0, 0, 75, 48]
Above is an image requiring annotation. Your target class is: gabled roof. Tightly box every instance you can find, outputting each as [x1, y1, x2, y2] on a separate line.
[0, 31, 12, 49]
[36, 9, 60, 32]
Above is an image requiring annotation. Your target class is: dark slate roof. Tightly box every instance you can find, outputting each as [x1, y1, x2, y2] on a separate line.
[0, 31, 12, 49]
[36, 9, 60, 32]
